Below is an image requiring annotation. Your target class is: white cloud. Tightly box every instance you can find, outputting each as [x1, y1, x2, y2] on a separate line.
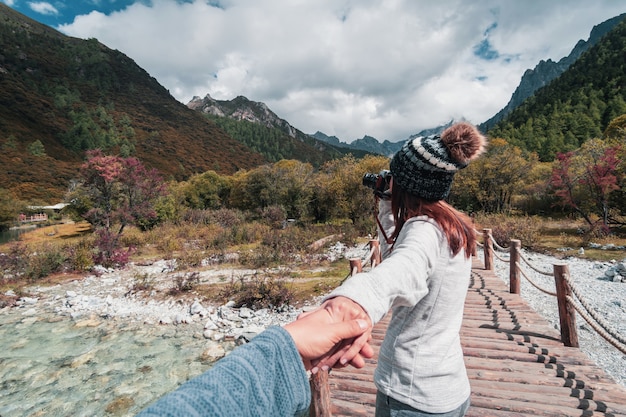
[28, 1, 58, 15]
[57, 0, 626, 142]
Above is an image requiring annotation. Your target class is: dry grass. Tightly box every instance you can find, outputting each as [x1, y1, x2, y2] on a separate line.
[0, 221, 92, 249]
[4, 216, 625, 306]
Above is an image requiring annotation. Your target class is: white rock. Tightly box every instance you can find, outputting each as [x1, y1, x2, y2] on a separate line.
[159, 316, 173, 325]
[204, 319, 218, 330]
[190, 300, 204, 315]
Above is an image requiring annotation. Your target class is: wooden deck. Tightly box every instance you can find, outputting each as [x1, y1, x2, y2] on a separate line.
[325, 258, 626, 416]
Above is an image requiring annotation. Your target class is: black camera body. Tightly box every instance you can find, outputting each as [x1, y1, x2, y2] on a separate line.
[363, 170, 392, 197]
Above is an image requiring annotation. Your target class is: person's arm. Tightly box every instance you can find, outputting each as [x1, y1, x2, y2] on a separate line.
[329, 219, 442, 323]
[136, 326, 310, 417]
[136, 317, 372, 417]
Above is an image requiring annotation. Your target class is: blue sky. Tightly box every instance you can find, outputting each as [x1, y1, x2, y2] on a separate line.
[2, 0, 625, 142]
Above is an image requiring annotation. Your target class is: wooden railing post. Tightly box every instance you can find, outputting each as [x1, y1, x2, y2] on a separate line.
[349, 258, 362, 275]
[483, 228, 493, 271]
[369, 239, 381, 267]
[309, 371, 331, 416]
[554, 264, 579, 348]
[509, 239, 521, 294]
[311, 256, 366, 415]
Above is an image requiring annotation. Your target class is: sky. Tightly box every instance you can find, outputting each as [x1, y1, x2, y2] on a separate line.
[3, 1, 626, 143]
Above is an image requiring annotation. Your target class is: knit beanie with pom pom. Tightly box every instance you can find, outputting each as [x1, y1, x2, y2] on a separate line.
[389, 122, 487, 201]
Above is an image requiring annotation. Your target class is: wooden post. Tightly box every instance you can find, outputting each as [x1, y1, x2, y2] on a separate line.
[554, 264, 579, 348]
[483, 229, 493, 271]
[509, 239, 521, 295]
[369, 239, 381, 267]
[349, 258, 362, 276]
[309, 371, 331, 417]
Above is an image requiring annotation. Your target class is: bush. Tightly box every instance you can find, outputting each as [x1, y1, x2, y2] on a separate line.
[24, 244, 67, 281]
[65, 238, 95, 272]
[218, 274, 293, 310]
[169, 271, 200, 295]
[93, 229, 132, 268]
[474, 213, 543, 250]
[0, 243, 29, 282]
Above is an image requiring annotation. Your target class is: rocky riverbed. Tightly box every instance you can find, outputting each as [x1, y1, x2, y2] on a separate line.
[1, 244, 625, 416]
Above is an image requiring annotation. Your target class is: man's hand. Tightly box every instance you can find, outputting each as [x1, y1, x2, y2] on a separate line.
[293, 296, 373, 372]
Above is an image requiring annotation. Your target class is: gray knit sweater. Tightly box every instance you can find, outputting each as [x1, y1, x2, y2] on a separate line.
[326, 200, 471, 413]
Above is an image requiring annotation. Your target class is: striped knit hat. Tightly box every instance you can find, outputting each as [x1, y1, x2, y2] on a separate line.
[390, 122, 487, 200]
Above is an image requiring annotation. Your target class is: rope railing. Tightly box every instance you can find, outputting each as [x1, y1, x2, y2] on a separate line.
[566, 295, 626, 354]
[519, 252, 554, 276]
[514, 261, 557, 296]
[480, 228, 626, 353]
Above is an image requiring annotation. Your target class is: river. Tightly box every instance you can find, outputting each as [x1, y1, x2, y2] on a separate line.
[0, 308, 233, 416]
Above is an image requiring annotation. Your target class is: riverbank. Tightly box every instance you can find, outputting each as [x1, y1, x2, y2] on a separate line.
[1, 246, 625, 416]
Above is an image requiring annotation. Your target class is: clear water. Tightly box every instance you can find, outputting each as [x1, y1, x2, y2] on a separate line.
[0, 227, 29, 245]
[0, 310, 232, 416]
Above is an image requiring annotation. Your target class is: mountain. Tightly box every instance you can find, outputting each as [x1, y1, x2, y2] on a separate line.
[187, 94, 370, 163]
[312, 119, 461, 157]
[487, 16, 626, 161]
[0, 4, 266, 202]
[480, 13, 626, 131]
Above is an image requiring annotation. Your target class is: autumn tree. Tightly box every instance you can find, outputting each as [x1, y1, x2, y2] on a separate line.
[550, 139, 623, 231]
[311, 155, 389, 228]
[181, 170, 231, 210]
[228, 160, 314, 220]
[450, 138, 538, 213]
[68, 150, 165, 266]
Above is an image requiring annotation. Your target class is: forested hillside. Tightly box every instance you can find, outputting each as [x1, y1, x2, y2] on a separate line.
[488, 17, 626, 161]
[188, 95, 369, 164]
[0, 4, 266, 202]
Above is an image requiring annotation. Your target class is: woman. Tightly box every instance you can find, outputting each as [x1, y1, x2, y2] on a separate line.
[312, 122, 487, 416]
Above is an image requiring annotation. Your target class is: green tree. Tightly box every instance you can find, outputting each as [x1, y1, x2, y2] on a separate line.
[28, 140, 46, 156]
[229, 160, 314, 219]
[181, 170, 231, 210]
[451, 138, 538, 213]
[0, 189, 22, 231]
[311, 155, 389, 227]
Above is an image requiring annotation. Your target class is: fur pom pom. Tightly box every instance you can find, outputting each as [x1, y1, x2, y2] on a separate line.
[440, 122, 487, 163]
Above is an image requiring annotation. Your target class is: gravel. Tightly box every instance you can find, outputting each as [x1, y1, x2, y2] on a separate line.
[478, 247, 626, 387]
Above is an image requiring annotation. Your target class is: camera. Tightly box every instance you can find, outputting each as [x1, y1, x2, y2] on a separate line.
[363, 170, 392, 196]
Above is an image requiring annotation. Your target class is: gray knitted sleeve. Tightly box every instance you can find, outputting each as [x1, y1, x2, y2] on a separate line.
[136, 326, 310, 417]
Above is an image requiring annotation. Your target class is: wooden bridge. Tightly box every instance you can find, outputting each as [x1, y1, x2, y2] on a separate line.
[313, 257, 626, 416]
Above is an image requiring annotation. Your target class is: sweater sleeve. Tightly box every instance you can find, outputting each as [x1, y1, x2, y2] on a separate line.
[136, 326, 310, 417]
[326, 218, 443, 324]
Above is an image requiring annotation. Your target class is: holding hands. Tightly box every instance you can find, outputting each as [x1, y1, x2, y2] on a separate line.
[285, 296, 373, 373]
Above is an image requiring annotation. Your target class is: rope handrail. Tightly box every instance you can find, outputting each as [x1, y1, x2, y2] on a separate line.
[519, 252, 554, 276]
[488, 234, 509, 252]
[482, 231, 625, 356]
[563, 274, 626, 347]
[515, 261, 557, 296]
[491, 250, 509, 263]
[566, 295, 626, 354]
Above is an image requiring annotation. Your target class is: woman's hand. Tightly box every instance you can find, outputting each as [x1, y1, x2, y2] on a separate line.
[294, 296, 373, 373]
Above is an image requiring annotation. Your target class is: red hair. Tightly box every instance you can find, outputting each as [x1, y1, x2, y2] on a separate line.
[390, 183, 475, 258]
